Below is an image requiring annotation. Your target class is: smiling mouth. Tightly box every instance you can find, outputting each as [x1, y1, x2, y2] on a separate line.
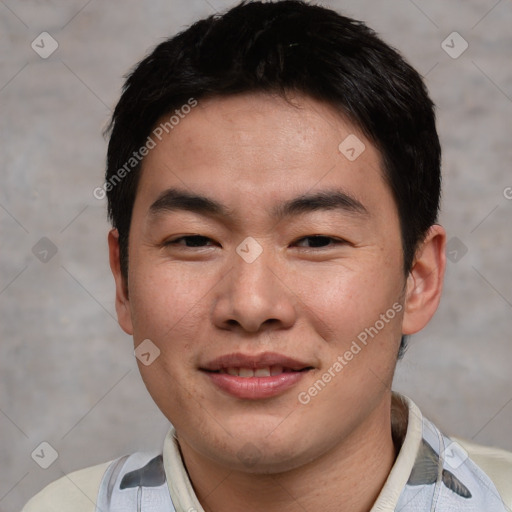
[204, 366, 313, 378]
[199, 351, 315, 398]
[201, 365, 314, 400]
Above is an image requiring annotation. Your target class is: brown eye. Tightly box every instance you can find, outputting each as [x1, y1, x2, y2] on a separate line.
[166, 235, 214, 247]
[294, 236, 344, 248]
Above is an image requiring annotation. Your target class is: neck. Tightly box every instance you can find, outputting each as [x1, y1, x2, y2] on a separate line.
[177, 396, 397, 512]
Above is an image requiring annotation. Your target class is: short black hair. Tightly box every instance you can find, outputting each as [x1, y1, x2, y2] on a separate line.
[105, 0, 442, 359]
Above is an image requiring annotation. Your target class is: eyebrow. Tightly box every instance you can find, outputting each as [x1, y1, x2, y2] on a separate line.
[148, 187, 368, 222]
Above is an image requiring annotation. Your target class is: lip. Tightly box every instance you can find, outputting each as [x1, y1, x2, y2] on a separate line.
[200, 351, 314, 400]
[200, 351, 312, 371]
[204, 371, 310, 399]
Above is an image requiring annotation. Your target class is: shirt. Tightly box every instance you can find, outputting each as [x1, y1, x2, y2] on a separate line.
[22, 393, 512, 511]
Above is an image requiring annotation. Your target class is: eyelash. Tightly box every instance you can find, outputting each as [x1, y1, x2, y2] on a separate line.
[164, 235, 346, 249]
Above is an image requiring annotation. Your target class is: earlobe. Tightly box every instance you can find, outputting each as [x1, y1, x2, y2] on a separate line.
[108, 229, 134, 335]
[402, 225, 446, 335]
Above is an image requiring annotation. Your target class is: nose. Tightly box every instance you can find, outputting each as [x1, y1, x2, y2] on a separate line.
[211, 244, 297, 334]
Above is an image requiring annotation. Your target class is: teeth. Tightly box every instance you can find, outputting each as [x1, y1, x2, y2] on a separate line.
[238, 368, 254, 377]
[219, 366, 287, 377]
[218, 366, 302, 377]
[270, 365, 283, 376]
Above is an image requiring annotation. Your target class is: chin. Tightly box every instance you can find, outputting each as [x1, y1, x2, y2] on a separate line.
[213, 424, 318, 474]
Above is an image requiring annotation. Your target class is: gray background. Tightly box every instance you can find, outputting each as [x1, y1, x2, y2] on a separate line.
[1, 0, 511, 510]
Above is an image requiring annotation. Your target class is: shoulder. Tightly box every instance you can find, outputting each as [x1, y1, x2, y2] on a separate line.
[455, 437, 512, 507]
[22, 451, 171, 512]
[21, 460, 113, 512]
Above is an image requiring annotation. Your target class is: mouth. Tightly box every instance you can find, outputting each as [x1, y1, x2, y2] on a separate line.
[204, 366, 312, 377]
[200, 352, 314, 399]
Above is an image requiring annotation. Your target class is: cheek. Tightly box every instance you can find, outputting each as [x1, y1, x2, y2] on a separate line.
[294, 262, 403, 344]
[130, 267, 211, 416]
[127, 260, 209, 341]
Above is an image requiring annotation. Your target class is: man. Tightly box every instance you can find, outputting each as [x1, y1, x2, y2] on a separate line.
[23, 1, 512, 510]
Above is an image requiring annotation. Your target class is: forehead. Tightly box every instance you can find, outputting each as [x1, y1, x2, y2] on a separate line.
[135, 92, 394, 221]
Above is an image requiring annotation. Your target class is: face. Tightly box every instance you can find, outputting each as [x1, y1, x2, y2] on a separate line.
[109, 92, 438, 474]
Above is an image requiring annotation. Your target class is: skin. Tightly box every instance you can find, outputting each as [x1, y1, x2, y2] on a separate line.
[109, 92, 446, 512]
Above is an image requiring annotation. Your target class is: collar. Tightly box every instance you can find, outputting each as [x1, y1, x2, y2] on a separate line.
[369, 393, 424, 511]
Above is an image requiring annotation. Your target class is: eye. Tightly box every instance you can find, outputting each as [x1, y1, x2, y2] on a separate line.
[164, 235, 346, 249]
[164, 235, 216, 248]
[293, 236, 346, 248]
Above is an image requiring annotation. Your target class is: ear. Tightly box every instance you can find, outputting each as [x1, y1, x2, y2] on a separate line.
[402, 224, 446, 335]
[108, 229, 134, 335]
